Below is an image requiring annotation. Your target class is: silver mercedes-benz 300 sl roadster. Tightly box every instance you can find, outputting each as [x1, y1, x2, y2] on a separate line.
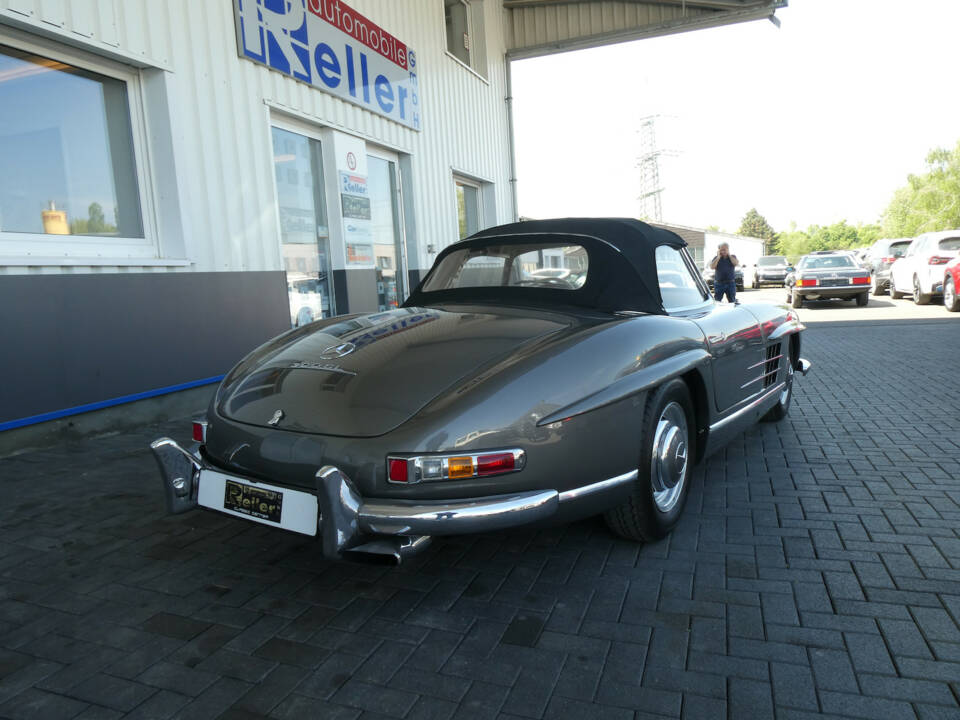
[152, 218, 810, 563]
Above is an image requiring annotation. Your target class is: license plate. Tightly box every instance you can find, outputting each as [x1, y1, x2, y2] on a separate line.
[197, 469, 319, 536]
[224, 480, 282, 522]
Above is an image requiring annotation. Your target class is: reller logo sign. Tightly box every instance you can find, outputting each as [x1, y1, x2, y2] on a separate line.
[235, 0, 421, 131]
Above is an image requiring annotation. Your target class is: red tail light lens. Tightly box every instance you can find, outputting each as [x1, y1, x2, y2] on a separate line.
[192, 420, 208, 443]
[852, 276, 870, 285]
[388, 459, 409, 483]
[799, 278, 818, 287]
[387, 449, 525, 484]
[477, 453, 516, 476]
[929, 256, 951, 265]
[881, 256, 896, 264]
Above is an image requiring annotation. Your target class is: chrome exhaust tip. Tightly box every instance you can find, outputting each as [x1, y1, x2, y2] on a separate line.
[342, 535, 432, 565]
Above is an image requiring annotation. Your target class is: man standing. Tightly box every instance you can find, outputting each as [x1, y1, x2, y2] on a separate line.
[710, 243, 739, 303]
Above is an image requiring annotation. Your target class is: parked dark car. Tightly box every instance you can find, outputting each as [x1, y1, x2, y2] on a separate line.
[152, 219, 810, 564]
[702, 265, 744, 292]
[785, 251, 872, 308]
[863, 238, 912, 295]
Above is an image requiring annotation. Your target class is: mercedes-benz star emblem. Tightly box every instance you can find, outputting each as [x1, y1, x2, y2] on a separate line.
[267, 409, 284, 426]
[319, 342, 356, 359]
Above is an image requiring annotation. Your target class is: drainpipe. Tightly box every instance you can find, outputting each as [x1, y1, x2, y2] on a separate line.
[505, 59, 519, 222]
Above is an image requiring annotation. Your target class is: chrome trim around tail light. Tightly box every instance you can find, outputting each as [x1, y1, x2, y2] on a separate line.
[386, 448, 526, 484]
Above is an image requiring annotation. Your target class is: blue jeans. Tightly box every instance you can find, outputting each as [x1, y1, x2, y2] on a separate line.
[714, 280, 737, 303]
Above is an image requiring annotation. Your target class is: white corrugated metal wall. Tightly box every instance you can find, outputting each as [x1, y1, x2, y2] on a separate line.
[0, 0, 515, 277]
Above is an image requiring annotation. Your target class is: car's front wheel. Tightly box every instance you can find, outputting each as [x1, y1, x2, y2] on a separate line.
[762, 346, 795, 423]
[913, 275, 931, 305]
[889, 277, 905, 299]
[870, 274, 885, 296]
[605, 379, 693, 542]
[944, 276, 959, 312]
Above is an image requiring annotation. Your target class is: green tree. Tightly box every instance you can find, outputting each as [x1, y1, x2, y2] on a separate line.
[882, 140, 960, 237]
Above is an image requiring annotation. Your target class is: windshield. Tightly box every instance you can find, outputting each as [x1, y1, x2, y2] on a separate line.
[757, 256, 787, 266]
[422, 243, 589, 291]
[801, 255, 857, 270]
[889, 241, 911, 256]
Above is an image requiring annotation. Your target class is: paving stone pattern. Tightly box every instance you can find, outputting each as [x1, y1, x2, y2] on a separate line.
[1, 318, 959, 719]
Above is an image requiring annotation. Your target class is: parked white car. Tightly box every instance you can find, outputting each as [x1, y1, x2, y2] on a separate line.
[889, 230, 960, 304]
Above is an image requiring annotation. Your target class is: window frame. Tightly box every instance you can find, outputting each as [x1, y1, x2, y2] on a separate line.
[443, 0, 488, 80]
[453, 175, 484, 241]
[0, 29, 159, 265]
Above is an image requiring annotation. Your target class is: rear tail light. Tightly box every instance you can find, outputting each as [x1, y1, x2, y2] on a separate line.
[387, 449, 525, 484]
[929, 256, 951, 265]
[192, 419, 208, 443]
[881, 256, 896, 264]
[799, 278, 818, 287]
[852, 276, 870, 285]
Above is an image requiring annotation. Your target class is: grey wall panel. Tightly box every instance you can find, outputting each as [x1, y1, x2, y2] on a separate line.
[0, 271, 289, 424]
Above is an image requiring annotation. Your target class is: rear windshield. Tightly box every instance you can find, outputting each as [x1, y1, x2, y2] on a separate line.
[938, 237, 960, 251]
[757, 256, 787, 266]
[889, 241, 911, 255]
[422, 243, 589, 291]
[802, 255, 857, 270]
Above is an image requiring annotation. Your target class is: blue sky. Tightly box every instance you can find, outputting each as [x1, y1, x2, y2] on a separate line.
[511, 0, 960, 233]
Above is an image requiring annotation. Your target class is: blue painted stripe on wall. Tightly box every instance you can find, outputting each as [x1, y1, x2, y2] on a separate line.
[0, 376, 224, 432]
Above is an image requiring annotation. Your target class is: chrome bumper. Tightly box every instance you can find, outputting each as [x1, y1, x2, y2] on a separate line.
[150, 438, 636, 561]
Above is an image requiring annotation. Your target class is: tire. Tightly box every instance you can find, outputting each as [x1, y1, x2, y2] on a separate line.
[762, 344, 795, 423]
[945, 276, 960, 312]
[791, 290, 803, 308]
[913, 275, 931, 305]
[604, 379, 694, 542]
[889, 279, 904, 299]
[856, 292, 869, 307]
[870, 274, 885, 296]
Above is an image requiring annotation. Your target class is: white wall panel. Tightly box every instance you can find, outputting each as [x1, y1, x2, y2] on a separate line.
[0, 0, 513, 277]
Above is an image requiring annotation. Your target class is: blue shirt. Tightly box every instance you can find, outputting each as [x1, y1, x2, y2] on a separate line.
[715, 256, 736, 283]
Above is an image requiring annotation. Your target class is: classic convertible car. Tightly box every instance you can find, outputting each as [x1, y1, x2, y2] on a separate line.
[152, 218, 810, 564]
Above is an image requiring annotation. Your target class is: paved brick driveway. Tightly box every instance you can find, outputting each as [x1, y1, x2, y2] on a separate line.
[1, 317, 959, 719]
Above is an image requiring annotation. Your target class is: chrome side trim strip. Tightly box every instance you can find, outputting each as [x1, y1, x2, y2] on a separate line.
[558, 469, 638, 503]
[709, 381, 786, 433]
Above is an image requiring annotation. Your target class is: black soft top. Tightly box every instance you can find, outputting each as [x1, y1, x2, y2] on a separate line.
[404, 218, 688, 315]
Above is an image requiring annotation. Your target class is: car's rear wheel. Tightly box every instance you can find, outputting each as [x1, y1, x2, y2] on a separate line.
[944, 276, 959, 312]
[791, 291, 803, 308]
[856, 292, 869, 307]
[913, 275, 931, 305]
[605, 379, 693, 542]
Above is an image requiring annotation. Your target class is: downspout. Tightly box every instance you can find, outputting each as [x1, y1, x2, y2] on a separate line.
[505, 59, 519, 221]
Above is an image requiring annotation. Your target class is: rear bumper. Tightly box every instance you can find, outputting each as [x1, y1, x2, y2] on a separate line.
[151, 438, 636, 561]
[796, 285, 867, 298]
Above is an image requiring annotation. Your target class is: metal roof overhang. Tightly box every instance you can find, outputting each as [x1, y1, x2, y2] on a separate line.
[505, 0, 787, 59]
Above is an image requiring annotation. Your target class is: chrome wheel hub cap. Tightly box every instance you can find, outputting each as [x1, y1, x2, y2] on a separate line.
[946, 280, 955, 307]
[780, 361, 794, 406]
[651, 402, 689, 513]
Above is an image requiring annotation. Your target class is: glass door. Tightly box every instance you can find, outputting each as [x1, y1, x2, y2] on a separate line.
[271, 126, 335, 327]
[367, 151, 407, 311]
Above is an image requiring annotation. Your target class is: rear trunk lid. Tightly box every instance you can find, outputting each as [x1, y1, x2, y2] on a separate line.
[217, 307, 571, 437]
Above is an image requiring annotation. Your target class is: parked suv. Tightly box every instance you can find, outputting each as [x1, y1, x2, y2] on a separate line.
[889, 231, 960, 304]
[750, 255, 790, 287]
[863, 238, 912, 295]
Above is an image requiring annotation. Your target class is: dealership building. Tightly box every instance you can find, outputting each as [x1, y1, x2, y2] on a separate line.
[0, 0, 785, 447]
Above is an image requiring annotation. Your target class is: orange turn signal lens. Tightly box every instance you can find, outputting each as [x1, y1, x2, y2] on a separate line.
[447, 456, 474, 479]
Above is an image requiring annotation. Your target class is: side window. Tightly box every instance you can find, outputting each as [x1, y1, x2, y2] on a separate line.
[444, 0, 487, 76]
[656, 245, 708, 311]
[454, 178, 482, 239]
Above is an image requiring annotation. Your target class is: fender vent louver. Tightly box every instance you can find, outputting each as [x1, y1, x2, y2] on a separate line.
[763, 343, 782, 389]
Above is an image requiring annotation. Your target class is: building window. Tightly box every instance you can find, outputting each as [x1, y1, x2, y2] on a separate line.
[455, 178, 482, 239]
[445, 0, 486, 76]
[0, 42, 148, 258]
